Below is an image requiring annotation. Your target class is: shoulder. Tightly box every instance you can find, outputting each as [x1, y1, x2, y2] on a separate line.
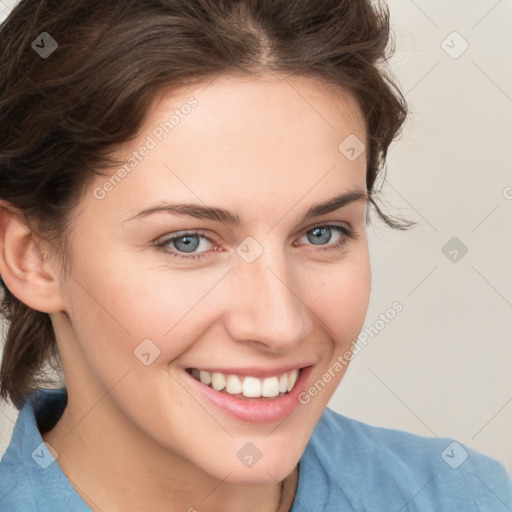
[0, 464, 36, 512]
[305, 407, 512, 511]
[0, 388, 68, 512]
[0, 425, 37, 512]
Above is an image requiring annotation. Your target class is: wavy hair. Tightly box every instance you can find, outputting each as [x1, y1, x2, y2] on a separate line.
[0, 0, 414, 409]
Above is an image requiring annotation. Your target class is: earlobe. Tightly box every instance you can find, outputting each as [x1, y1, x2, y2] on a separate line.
[0, 201, 67, 314]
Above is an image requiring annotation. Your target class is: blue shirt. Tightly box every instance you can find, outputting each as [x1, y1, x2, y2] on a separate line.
[1, 387, 511, 511]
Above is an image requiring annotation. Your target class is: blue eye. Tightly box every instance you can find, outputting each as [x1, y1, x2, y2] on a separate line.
[155, 230, 216, 261]
[298, 225, 353, 250]
[155, 224, 356, 261]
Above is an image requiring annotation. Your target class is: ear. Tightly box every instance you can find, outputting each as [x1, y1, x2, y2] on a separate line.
[0, 200, 67, 314]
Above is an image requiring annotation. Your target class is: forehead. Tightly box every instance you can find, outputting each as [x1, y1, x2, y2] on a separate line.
[143, 71, 366, 147]
[88, 72, 367, 223]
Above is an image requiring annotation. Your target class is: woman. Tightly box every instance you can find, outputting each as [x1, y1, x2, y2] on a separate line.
[0, 0, 510, 510]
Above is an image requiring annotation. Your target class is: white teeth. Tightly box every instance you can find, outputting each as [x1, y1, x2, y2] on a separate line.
[261, 376, 280, 397]
[279, 374, 288, 394]
[211, 372, 226, 391]
[287, 370, 298, 392]
[225, 375, 242, 395]
[199, 370, 211, 386]
[242, 376, 261, 397]
[191, 368, 300, 398]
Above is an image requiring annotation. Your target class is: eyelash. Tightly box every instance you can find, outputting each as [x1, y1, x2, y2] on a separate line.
[154, 224, 357, 262]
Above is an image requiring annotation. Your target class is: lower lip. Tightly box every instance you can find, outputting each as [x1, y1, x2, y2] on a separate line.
[183, 366, 313, 424]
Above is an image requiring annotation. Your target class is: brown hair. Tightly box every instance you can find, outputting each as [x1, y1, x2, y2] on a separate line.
[0, 0, 414, 410]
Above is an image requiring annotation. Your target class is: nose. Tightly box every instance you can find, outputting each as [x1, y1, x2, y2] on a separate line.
[223, 244, 314, 353]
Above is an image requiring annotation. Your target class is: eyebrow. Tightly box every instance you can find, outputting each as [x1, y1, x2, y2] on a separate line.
[123, 188, 368, 225]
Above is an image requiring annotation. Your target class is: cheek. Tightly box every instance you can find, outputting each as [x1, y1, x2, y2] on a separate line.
[62, 257, 226, 387]
[307, 253, 371, 348]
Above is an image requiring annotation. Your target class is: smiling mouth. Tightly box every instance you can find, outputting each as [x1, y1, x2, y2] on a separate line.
[186, 367, 301, 400]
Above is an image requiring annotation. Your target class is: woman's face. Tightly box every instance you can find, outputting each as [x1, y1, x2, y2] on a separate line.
[52, 72, 371, 484]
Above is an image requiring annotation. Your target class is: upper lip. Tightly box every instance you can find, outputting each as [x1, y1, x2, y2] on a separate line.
[186, 363, 313, 379]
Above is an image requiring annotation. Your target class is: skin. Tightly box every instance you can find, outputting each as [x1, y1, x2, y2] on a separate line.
[0, 71, 371, 512]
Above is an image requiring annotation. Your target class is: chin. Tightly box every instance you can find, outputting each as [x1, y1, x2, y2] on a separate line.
[185, 446, 298, 486]
[221, 464, 294, 486]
